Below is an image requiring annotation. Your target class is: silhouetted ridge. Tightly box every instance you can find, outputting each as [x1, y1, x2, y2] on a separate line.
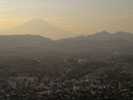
[0, 35, 53, 48]
[0, 31, 132, 56]
[1, 18, 75, 40]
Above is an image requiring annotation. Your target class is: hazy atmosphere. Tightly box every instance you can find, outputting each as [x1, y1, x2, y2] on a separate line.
[0, 1, 133, 100]
[0, 0, 133, 38]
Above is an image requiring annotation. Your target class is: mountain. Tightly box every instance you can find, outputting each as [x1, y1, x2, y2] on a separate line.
[1, 19, 75, 40]
[54, 31, 133, 54]
[0, 31, 133, 57]
[87, 31, 133, 41]
[57, 31, 133, 42]
[0, 35, 54, 57]
[0, 34, 53, 47]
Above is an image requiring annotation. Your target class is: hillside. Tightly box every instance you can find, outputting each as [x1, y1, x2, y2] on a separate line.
[0, 31, 133, 56]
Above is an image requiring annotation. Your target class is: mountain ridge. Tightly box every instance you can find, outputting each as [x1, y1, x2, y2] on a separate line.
[0, 31, 132, 56]
[0, 18, 75, 40]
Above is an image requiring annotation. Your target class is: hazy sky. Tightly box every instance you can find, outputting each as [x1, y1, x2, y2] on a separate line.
[0, 0, 133, 34]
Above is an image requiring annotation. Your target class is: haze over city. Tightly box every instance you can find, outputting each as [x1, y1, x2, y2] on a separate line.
[0, 1, 133, 100]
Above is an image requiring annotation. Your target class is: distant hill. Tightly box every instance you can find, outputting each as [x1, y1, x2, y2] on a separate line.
[54, 31, 133, 54]
[0, 35, 54, 57]
[0, 31, 133, 56]
[0, 34, 53, 47]
[87, 31, 133, 41]
[1, 19, 75, 40]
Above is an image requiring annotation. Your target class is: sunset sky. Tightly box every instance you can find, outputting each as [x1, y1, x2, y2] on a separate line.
[0, 0, 133, 35]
